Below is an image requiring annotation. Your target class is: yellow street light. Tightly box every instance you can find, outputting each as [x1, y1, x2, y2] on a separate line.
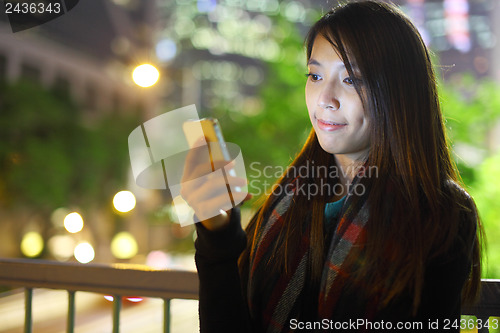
[113, 190, 136, 213]
[74, 242, 95, 264]
[21, 232, 44, 258]
[111, 232, 138, 259]
[132, 64, 160, 87]
[64, 212, 84, 233]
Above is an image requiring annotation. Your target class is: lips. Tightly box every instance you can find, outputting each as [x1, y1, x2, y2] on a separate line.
[316, 117, 347, 131]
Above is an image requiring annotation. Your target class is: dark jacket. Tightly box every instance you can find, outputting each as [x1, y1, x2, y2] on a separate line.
[195, 193, 476, 333]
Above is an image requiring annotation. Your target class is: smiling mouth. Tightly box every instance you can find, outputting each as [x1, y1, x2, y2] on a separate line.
[316, 117, 347, 131]
[318, 119, 346, 125]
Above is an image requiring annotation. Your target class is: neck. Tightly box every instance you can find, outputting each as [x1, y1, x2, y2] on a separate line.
[334, 152, 368, 188]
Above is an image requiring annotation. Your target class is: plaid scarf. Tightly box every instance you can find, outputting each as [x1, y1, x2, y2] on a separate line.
[246, 172, 370, 332]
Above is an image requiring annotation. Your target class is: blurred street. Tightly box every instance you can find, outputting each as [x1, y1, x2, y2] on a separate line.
[0, 289, 199, 333]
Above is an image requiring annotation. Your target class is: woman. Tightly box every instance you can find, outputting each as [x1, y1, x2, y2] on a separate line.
[182, 1, 482, 332]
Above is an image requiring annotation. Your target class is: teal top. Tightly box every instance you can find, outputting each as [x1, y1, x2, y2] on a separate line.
[324, 196, 346, 234]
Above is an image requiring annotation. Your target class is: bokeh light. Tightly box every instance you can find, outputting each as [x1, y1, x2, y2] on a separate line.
[74, 242, 95, 263]
[132, 64, 160, 87]
[146, 250, 171, 269]
[20, 232, 44, 257]
[111, 232, 138, 259]
[50, 207, 71, 228]
[48, 235, 76, 261]
[64, 212, 84, 233]
[283, 1, 306, 22]
[113, 190, 136, 213]
[156, 39, 177, 62]
[104, 295, 143, 303]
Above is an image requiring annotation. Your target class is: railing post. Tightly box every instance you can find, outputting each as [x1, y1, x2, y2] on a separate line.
[112, 295, 121, 333]
[0, 259, 200, 332]
[67, 291, 76, 333]
[164, 298, 171, 333]
[24, 288, 33, 333]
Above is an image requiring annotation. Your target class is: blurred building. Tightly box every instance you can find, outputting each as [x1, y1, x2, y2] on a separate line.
[0, 0, 165, 262]
[153, 0, 321, 117]
[0, 0, 160, 116]
[396, 0, 497, 80]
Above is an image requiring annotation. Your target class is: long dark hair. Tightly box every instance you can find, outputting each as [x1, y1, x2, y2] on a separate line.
[240, 0, 482, 314]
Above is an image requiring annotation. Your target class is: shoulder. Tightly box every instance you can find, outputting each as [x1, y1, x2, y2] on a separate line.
[444, 178, 470, 199]
[443, 179, 477, 221]
[439, 179, 478, 257]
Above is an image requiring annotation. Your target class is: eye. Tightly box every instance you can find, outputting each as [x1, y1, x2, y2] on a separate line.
[343, 76, 362, 86]
[305, 73, 322, 82]
[343, 77, 354, 85]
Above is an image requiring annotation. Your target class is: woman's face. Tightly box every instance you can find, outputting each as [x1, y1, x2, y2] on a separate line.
[306, 35, 370, 162]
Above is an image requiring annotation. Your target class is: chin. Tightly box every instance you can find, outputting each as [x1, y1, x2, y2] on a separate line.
[315, 138, 336, 155]
[317, 144, 337, 155]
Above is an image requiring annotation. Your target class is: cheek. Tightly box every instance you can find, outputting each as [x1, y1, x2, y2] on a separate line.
[307, 107, 315, 126]
[305, 84, 311, 106]
[352, 101, 368, 126]
[305, 85, 315, 121]
[358, 115, 371, 144]
[350, 106, 370, 140]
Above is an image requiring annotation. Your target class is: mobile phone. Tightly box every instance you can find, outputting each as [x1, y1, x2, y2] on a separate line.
[182, 118, 231, 162]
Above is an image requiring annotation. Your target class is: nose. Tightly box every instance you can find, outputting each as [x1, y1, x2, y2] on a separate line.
[318, 85, 340, 111]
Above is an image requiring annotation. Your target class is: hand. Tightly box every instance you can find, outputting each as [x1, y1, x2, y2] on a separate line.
[180, 138, 249, 231]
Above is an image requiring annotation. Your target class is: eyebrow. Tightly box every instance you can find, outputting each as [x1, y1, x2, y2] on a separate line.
[307, 59, 322, 66]
[308, 58, 360, 72]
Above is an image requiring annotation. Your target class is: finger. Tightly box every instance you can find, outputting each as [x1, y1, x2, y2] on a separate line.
[182, 151, 226, 182]
[188, 179, 232, 206]
[232, 192, 252, 209]
[183, 183, 250, 219]
[183, 144, 212, 176]
[244, 192, 253, 201]
[182, 169, 226, 202]
[193, 136, 205, 147]
[199, 209, 231, 231]
[183, 174, 247, 209]
[230, 190, 248, 205]
[186, 159, 236, 182]
[188, 173, 246, 203]
[181, 160, 247, 198]
[183, 160, 214, 182]
[212, 159, 234, 170]
[191, 191, 234, 220]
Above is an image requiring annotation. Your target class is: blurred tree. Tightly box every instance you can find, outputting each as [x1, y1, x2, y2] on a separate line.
[156, 0, 323, 202]
[440, 75, 500, 185]
[213, 13, 317, 202]
[470, 152, 500, 278]
[440, 75, 500, 278]
[0, 80, 140, 214]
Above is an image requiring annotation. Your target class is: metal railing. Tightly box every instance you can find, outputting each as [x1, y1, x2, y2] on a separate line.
[0, 257, 199, 333]
[0, 257, 499, 332]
